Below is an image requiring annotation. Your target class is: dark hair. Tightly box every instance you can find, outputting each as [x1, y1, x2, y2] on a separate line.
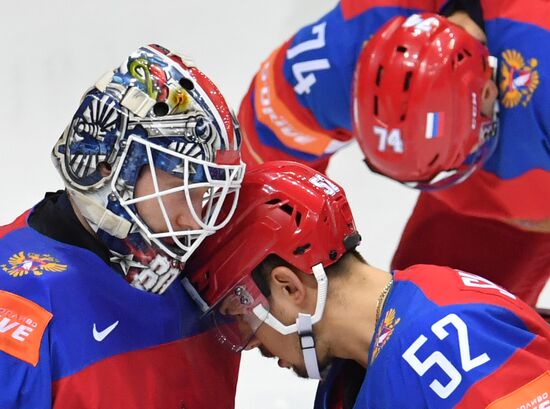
[251, 249, 366, 298]
[440, 0, 485, 33]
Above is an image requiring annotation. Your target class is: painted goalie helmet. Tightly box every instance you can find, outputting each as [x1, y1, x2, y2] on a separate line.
[53, 44, 245, 294]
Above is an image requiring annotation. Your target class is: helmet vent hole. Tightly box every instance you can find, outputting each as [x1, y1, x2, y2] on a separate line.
[266, 199, 281, 205]
[428, 154, 439, 167]
[452, 50, 470, 71]
[179, 77, 195, 91]
[400, 113, 406, 122]
[375, 66, 384, 86]
[293, 243, 311, 255]
[396, 45, 408, 53]
[280, 203, 294, 216]
[98, 162, 112, 177]
[295, 211, 302, 227]
[403, 71, 413, 92]
[153, 102, 170, 117]
[374, 96, 379, 116]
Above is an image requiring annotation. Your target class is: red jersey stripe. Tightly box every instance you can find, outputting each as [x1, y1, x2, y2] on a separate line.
[481, 0, 550, 32]
[341, 0, 443, 21]
[0, 210, 30, 239]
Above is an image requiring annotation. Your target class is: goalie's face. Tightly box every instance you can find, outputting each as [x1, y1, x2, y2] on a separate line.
[109, 133, 244, 264]
[134, 166, 207, 237]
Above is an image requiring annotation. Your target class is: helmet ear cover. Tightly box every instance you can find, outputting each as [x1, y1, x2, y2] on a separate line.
[52, 44, 245, 294]
[353, 13, 498, 190]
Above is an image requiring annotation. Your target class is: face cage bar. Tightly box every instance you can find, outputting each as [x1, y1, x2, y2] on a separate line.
[110, 135, 245, 261]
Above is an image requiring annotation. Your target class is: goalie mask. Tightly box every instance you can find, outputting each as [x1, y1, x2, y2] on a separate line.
[52, 44, 245, 294]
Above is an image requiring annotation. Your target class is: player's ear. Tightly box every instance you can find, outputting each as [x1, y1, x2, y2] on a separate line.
[270, 266, 307, 306]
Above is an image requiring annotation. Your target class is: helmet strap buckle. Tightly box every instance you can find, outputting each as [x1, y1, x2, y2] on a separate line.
[297, 313, 321, 379]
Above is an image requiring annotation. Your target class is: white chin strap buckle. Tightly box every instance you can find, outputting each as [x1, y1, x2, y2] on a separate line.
[297, 313, 321, 379]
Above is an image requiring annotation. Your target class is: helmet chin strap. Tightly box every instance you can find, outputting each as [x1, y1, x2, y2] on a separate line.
[253, 263, 328, 380]
[67, 187, 132, 239]
[296, 312, 321, 379]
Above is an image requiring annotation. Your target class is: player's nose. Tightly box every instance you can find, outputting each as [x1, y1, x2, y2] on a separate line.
[175, 212, 201, 231]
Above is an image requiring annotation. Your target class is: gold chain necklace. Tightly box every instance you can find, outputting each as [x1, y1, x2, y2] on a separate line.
[375, 279, 393, 324]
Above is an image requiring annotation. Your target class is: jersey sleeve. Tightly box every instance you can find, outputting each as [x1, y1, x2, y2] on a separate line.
[0, 289, 53, 408]
[238, 0, 442, 172]
[357, 303, 550, 408]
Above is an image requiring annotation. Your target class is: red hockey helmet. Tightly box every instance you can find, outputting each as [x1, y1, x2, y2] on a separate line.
[185, 161, 360, 353]
[353, 13, 498, 189]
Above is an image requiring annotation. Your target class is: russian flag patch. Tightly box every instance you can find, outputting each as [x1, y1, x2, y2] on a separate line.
[425, 112, 445, 139]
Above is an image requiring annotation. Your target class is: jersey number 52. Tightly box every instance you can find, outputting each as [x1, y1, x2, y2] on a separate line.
[402, 314, 490, 399]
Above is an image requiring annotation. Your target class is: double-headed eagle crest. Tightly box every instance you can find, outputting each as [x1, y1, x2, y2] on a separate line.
[500, 49, 539, 108]
[1, 251, 67, 278]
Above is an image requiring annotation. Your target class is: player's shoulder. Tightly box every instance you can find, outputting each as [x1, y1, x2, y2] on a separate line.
[482, 0, 550, 32]
[388, 265, 550, 356]
[367, 293, 548, 408]
[0, 216, 98, 307]
[395, 264, 525, 311]
[0, 214, 56, 366]
[2, 228, 65, 274]
[339, 0, 441, 21]
[387, 264, 549, 349]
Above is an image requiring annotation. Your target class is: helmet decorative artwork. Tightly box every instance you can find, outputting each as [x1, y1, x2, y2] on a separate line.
[53, 44, 245, 294]
[354, 13, 498, 190]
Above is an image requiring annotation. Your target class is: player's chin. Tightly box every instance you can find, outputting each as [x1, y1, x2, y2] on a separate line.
[292, 356, 332, 379]
[292, 365, 310, 379]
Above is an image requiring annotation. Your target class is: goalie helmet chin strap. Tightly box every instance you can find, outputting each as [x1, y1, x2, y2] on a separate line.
[296, 312, 321, 379]
[67, 187, 131, 239]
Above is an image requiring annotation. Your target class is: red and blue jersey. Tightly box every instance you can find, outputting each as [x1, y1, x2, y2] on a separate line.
[238, 0, 550, 232]
[315, 265, 550, 409]
[0, 211, 240, 409]
[432, 0, 550, 232]
[239, 1, 442, 171]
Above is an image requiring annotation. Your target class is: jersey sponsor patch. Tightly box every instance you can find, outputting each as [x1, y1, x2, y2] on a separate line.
[0, 290, 52, 366]
[487, 371, 550, 409]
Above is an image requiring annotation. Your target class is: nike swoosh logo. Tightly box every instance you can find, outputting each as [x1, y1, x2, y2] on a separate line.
[93, 320, 119, 342]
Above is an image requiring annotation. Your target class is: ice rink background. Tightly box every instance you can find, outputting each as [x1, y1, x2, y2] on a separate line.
[0, 1, 548, 408]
